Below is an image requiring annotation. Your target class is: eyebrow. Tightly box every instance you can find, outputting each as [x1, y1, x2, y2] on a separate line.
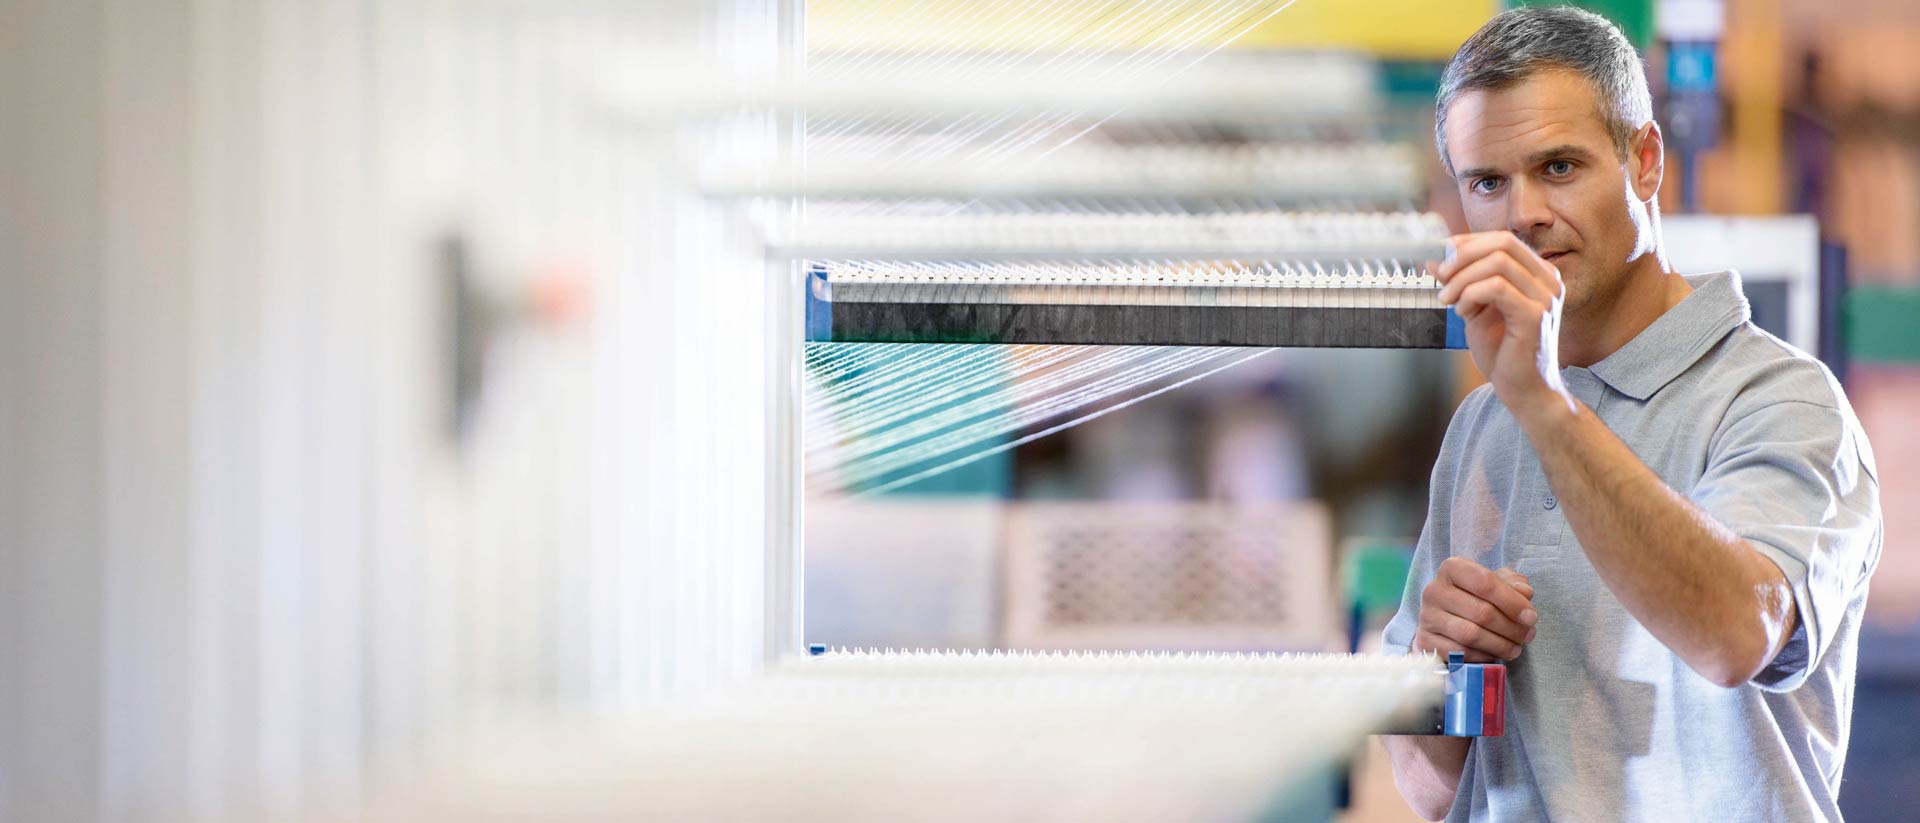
[1455, 144, 1600, 181]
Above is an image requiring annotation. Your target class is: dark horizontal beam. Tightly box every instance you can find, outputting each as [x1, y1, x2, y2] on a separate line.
[812, 301, 1462, 349]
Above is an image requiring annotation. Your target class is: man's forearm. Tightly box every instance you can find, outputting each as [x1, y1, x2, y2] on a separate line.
[1380, 735, 1469, 821]
[1512, 392, 1796, 687]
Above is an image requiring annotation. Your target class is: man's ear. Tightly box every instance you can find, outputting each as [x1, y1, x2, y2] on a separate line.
[1630, 121, 1664, 203]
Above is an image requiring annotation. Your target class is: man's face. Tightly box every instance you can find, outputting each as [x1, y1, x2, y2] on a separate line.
[1443, 69, 1656, 317]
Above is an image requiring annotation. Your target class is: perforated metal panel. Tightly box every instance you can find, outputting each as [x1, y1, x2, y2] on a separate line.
[1003, 501, 1336, 651]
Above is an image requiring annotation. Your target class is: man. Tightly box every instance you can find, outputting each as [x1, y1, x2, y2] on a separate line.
[1379, 7, 1882, 822]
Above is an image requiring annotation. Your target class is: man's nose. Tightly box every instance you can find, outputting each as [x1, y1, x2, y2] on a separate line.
[1505, 179, 1554, 234]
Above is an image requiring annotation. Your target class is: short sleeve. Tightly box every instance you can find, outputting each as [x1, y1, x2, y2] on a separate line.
[1689, 399, 1881, 693]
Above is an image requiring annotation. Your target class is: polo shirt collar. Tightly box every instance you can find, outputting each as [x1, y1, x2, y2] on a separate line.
[1586, 270, 1750, 401]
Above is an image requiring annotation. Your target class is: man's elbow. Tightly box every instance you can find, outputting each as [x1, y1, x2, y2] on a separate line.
[1392, 772, 1457, 821]
[1690, 621, 1777, 689]
[1695, 657, 1758, 690]
[1693, 587, 1799, 688]
[1409, 794, 1455, 822]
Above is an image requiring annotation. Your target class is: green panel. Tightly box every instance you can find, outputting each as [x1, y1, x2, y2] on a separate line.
[1345, 541, 1415, 615]
[1381, 59, 1448, 101]
[1847, 287, 1920, 364]
[1505, 0, 1655, 51]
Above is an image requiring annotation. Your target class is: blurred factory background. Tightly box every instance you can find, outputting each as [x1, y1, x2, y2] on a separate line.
[3, 0, 1918, 821]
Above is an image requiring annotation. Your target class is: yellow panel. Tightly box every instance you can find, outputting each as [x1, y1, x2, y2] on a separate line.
[1232, 0, 1493, 59]
[809, 0, 1494, 60]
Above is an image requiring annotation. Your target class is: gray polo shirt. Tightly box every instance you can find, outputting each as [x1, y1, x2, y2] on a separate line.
[1383, 271, 1883, 822]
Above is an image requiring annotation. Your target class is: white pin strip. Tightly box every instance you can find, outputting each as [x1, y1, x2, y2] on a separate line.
[779, 211, 1453, 263]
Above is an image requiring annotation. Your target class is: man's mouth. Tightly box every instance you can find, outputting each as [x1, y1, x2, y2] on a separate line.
[1541, 250, 1572, 264]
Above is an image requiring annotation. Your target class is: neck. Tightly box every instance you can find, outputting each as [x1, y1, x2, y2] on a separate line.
[1559, 250, 1687, 368]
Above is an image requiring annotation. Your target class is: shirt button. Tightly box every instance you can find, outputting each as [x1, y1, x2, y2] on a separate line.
[1544, 495, 1558, 511]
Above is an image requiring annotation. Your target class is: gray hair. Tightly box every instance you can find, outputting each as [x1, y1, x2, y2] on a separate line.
[1435, 6, 1654, 176]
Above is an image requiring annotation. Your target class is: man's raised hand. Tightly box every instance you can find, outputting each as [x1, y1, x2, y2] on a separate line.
[1433, 232, 1569, 417]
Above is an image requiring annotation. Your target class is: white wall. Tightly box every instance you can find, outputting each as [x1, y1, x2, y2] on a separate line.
[3, 5, 112, 819]
[0, 1, 798, 820]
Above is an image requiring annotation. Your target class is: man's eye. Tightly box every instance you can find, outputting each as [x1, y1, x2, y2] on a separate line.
[1545, 160, 1575, 176]
[1471, 177, 1502, 194]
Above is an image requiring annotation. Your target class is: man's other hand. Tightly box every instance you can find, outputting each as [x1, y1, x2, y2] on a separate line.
[1413, 556, 1538, 663]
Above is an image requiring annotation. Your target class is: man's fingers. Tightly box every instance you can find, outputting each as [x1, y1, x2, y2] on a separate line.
[1453, 277, 1545, 333]
[1441, 556, 1539, 629]
[1421, 605, 1523, 659]
[1434, 232, 1514, 279]
[1437, 231, 1562, 292]
[1424, 585, 1533, 648]
[1436, 250, 1505, 303]
[1420, 559, 1539, 658]
[1494, 568, 1535, 599]
[1437, 250, 1555, 307]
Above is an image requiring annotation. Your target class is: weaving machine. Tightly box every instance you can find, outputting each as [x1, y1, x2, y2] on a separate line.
[357, 23, 1503, 823]
[750, 35, 1504, 815]
[774, 207, 1494, 817]
[766, 26, 1496, 754]
[238, 4, 1517, 821]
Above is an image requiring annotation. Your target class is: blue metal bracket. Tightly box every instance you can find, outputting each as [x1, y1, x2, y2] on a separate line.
[804, 266, 833, 342]
[1443, 651, 1507, 737]
[1444, 309, 1468, 350]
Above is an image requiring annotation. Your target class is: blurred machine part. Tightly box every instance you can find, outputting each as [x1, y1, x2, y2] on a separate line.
[706, 142, 1424, 204]
[1002, 501, 1337, 652]
[1657, 0, 1726, 211]
[803, 497, 1003, 649]
[1661, 214, 1823, 354]
[355, 649, 1505, 823]
[609, 49, 1384, 128]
